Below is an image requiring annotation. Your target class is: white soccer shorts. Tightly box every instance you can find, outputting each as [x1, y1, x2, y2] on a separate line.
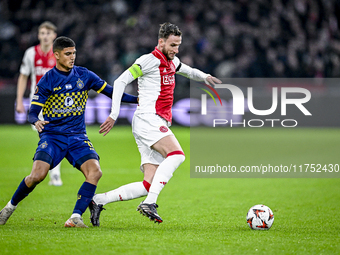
[132, 113, 173, 172]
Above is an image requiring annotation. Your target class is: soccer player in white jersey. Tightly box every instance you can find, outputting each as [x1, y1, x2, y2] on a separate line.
[16, 21, 62, 186]
[90, 22, 221, 225]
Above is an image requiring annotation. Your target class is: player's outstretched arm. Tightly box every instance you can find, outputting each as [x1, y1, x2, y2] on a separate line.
[98, 83, 138, 103]
[99, 116, 115, 136]
[205, 76, 222, 86]
[99, 67, 137, 136]
[176, 62, 222, 86]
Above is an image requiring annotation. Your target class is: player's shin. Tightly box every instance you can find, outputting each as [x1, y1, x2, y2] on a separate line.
[11, 178, 36, 206]
[93, 181, 149, 205]
[71, 182, 96, 218]
[144, 152, 185, 204]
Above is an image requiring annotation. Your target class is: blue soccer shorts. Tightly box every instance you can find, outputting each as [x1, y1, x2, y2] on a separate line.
[33, 133, 99, 170]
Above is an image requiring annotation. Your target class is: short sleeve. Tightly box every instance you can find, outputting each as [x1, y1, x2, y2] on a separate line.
[30, 75, 52, 106]
[134, 53, 159, 76]
[19, 47, 34, 76]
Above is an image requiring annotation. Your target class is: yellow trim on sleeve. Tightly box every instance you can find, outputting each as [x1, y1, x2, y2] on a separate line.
[31, 102, 45, 107]
[128, 64, 143, 79]
[97, 82, 107, 93]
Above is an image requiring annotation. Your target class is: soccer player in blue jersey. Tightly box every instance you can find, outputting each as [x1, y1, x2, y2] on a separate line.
[0, 36, 138, 228]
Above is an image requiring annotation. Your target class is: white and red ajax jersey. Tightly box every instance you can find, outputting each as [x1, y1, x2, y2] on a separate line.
[110, 47, 210, 123]
[19, 45, 56, 100]
[134, 47, 179, 122]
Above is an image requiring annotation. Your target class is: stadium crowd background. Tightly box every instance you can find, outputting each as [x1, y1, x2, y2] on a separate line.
[1, 0, 340, 85]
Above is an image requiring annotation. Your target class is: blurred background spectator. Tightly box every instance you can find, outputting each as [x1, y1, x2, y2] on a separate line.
[1, 0, 340, 86]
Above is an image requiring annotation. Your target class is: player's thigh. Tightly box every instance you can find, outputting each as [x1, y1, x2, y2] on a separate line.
[151, 134, 183, 158]
[79, 159, 102, 185]
[34, 133, 67, 169]
[134, 133, 165, 173]
[26, 160, 51, 187]
[65, 134, 100, 170]
[132, 114, 173, 150]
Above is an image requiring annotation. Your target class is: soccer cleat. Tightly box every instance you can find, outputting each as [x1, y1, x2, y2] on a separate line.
[64, 217, 88, 228]
[48, 175, 63, 186]
[89, 200, 105, 227]
[137, 201, 163, 223]
[0, 202, 17, 225]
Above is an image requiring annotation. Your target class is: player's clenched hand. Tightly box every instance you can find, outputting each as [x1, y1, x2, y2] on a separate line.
[35, 120, 49, 133]
[206, 76, 222, 86]
[16, 102, 26, 113]
[99, 116, 115, 136]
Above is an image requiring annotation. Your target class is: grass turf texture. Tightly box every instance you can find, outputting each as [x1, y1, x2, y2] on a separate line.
[0, 125, 339, 254]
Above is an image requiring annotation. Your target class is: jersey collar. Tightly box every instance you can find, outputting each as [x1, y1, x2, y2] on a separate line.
[153, 47, 170, 64]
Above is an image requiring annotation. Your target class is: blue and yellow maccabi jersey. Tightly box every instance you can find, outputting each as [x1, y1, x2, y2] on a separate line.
[31, 66, 107, 134]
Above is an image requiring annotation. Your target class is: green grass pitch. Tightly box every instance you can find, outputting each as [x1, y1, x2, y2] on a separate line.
[0, 125, 339, 254]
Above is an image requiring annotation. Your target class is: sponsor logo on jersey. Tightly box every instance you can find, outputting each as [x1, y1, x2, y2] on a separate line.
[33, 95, 39, 100]
[53, 86, 62, 91]
[64, 96, 74, 107]
[52, 106, 82, 115]
[159, 126, 168, 133]
[65, 84, 72, 89]
[35, 66, 52, 76]
[76, 78, 84, 89]
[162, 74, 175, 85]
[40, 141, 48, 149]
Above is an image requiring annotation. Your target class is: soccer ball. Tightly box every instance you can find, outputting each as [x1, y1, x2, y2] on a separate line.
[246, 204, 274, 230]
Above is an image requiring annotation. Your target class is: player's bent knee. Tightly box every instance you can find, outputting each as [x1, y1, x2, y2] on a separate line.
[27, 174, 45, 184]
[27, 162, 50, 185]
[80, 158, 102, 183]
[93, 168, 102, 180]
[167, 151, 185, 167]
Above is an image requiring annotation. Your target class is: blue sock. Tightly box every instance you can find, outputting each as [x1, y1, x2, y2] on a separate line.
[73, 182, 96, 215]
[11, 178, 35, 206]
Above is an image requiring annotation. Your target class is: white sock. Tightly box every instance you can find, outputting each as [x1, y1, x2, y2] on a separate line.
[71, 213, 81, 218]
[50, 163, 61, 179]
[93, 182, 148, 205]
[144, 154, 185, 204]
[7, 201, 17, 209]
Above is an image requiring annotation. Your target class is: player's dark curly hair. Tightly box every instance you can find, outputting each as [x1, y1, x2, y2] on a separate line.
[53, 36, 76, 52]
[158, 22, 182, 39]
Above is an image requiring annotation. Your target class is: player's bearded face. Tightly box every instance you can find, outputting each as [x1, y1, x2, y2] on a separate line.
[161, 35, 181, 60]
[55, 47, 76, 72]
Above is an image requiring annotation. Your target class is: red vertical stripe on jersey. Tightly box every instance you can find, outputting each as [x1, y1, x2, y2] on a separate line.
[152, 47, 176, 123]
[34, 45, 56, 84]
